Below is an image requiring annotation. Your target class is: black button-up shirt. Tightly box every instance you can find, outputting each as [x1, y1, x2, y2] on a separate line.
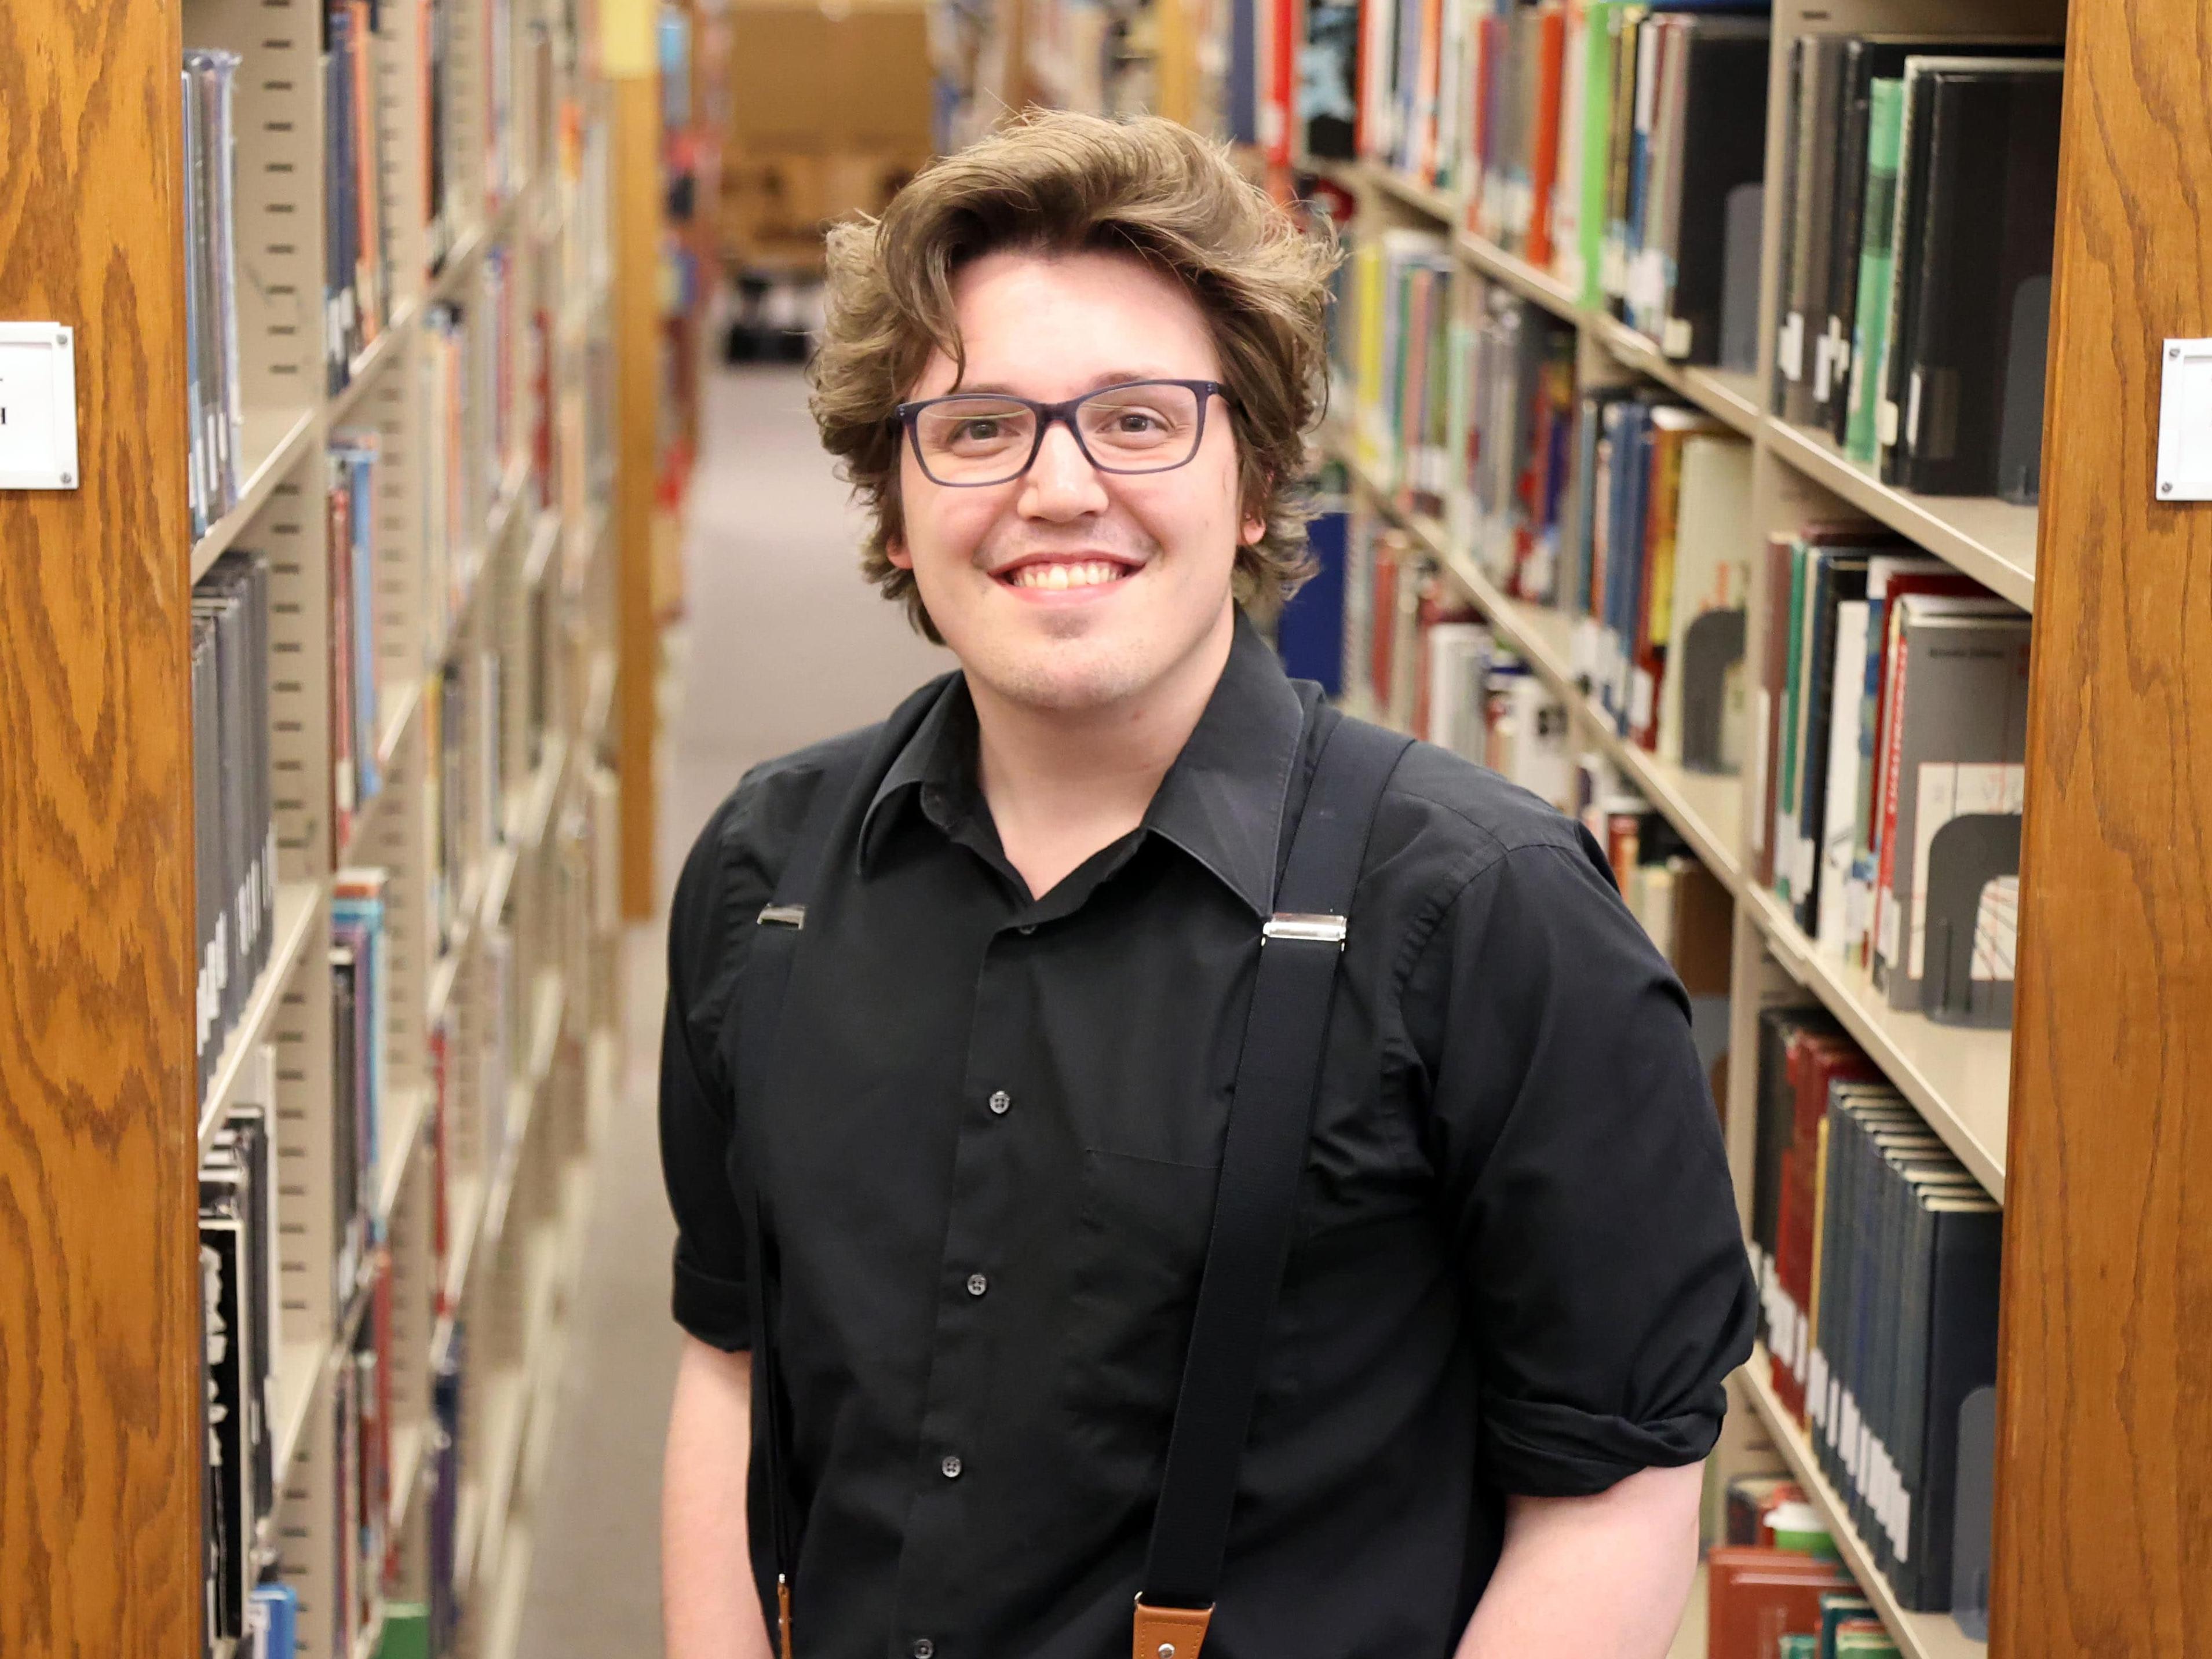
[660, 617, 1755, 1659]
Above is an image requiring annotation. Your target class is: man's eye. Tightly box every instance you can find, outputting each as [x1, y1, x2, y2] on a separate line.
[1114, 412, 1163, 433]
[955, 419, 1003, 441]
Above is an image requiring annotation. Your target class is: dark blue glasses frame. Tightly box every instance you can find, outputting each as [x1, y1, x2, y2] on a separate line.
[893, 378, 1232, 487]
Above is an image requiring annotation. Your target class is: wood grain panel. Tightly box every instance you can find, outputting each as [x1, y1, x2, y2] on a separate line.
[614, 72, 660, 918]
[1997, 3, 2212, 1653]
[0, 2, 206, 1656]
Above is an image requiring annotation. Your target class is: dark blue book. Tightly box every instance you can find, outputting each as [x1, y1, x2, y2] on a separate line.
[1277, 495, 1348, 696]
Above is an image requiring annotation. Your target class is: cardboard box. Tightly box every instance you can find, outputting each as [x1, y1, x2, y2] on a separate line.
[720, 145, 929, 271]
[725, 0, 934, 153]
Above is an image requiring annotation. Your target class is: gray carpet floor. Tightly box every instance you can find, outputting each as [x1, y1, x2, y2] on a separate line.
[514, 364, 950, 1657]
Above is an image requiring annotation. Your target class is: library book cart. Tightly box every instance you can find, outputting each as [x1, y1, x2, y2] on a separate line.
[1302, 0, 2212, 1654]
[2, 0, 634, 1654]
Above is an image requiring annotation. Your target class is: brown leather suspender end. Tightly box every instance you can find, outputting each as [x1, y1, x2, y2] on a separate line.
[777, 1576, 794, 1659]
[1132, 1598, 1215, 1659]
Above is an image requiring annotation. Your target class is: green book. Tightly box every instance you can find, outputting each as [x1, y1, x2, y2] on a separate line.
[1576, 3, 1627, 306]
[377, 1603, 432, 1659]
[1818, 1592, 1877, 1658]
[1835, 1623, 1902, 1658]
[1780, 1636, 1820, 1659]
[1844, 78, 1905, 464]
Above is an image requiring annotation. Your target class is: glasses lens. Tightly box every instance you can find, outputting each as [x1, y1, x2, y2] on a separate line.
[1078, 382, 1203, 471]
[913, 398, 1038, 484]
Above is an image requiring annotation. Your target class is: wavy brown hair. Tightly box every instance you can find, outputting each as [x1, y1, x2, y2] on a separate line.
[809, 109, 1341, 641]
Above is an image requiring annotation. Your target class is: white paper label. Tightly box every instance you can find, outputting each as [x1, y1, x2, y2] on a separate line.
[1779, 313, 1805, 383]
[1662, 316, 1692, 359]
[1877, 397, 1900, 450]
[1812, 334, 1833, 401]
[1629, 249, 1667, 313]
[1630, 668, 1656, 733]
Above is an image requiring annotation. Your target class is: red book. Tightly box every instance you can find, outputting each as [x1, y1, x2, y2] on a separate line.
[1706, 1548, 1857, 1659]
[1418, 0, 1446, 182]
[1772, 1033, 1877, 1420]
[1471, 14, 1502, 235]
[1370, 535, 1402, 713]
[1857, 569, 1983, 959]
[1266, 0, 1298, 167]
[1872, 620, 1916, 985]
[1526, 5, 1568, 268]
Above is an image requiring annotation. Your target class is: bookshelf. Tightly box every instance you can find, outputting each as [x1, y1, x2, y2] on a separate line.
[1275, 0, 2212, 1649]
[1, 0, 632, 1654]
[1742, 1350, 1984, 1659]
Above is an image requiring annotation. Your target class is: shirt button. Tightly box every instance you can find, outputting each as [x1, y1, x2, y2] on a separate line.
[912, 1642, 935, 1659]
[966, 1272, 988, 1296]
[988, 1090, 1010, 1115]
[941, 1453, 963, 1479]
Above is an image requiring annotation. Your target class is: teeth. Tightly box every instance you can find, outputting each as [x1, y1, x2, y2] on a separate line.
[1009, 560, 1129, 590]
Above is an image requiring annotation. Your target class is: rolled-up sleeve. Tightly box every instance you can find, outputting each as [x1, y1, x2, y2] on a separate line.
[660, 791, 769, 1352]
[1406, 831, 1756, 1498]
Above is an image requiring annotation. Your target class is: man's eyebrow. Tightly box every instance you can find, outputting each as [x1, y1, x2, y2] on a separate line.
[943, 370, 1195, 398]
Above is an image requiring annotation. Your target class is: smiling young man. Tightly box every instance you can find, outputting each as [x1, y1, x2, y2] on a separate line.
[659, 112, 1755, 1659]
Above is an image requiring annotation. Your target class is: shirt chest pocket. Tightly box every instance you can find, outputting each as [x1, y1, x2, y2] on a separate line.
[1056, 1149, 1222, 1456]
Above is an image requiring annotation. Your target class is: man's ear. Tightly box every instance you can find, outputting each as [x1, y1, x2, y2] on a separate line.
[885, 535, 915, 571]
[1240, 511, 1266, 549]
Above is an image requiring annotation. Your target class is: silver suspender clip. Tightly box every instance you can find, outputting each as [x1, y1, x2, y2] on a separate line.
[758, 904, 807, 929]
[1261, 912, 1348, 949]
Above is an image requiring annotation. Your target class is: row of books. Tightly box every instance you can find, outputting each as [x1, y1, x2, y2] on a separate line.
[1563, 388, 1753, 774]
[326, 1, 392, 394]
[182, 49, 244, 537]
[1342, 1, 1772, 370]
[194, 552, 278, 1102]
[1344, 228, 1457, 509]
[200, 1064, 280, 1653]
[1752, 532, 2026, 1027]
[1751, 1008, 2001, 1625]
[198, 959, 486, 1655]
[197, 1050, 393, 1659]
[1772, 37, 2060, 501]
[1337, 258, 1757, 780]
[1708, 1478, 1899, 1657]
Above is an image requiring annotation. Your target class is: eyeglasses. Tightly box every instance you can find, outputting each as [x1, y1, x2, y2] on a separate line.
[894, 379, 1231, 488]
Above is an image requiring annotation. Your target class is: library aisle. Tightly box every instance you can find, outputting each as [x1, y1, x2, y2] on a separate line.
[514, 363, 948, 1657]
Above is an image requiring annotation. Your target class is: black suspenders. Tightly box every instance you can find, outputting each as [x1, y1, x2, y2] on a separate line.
[733, 701, 1411, 1659]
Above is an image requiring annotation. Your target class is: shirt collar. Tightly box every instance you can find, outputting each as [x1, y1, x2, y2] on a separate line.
[858, 612, 1308, 918]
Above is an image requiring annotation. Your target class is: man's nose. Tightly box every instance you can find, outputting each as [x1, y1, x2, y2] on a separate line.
[1019, 420, 1110, 517]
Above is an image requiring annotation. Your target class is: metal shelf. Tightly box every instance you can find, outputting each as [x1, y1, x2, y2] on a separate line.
[189, 407, 319, 584]
[1744, 889, 2009, 1201]
[1765, 419, 2036, 612]
[196, 880, 326, 1154]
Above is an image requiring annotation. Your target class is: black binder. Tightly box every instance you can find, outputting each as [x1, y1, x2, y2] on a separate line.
[1882, 63, 2064, 496]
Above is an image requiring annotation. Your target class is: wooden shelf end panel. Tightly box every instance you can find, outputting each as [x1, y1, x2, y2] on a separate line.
[1995, 1, 2212, 1653]
[0, 1, 205, 1652]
